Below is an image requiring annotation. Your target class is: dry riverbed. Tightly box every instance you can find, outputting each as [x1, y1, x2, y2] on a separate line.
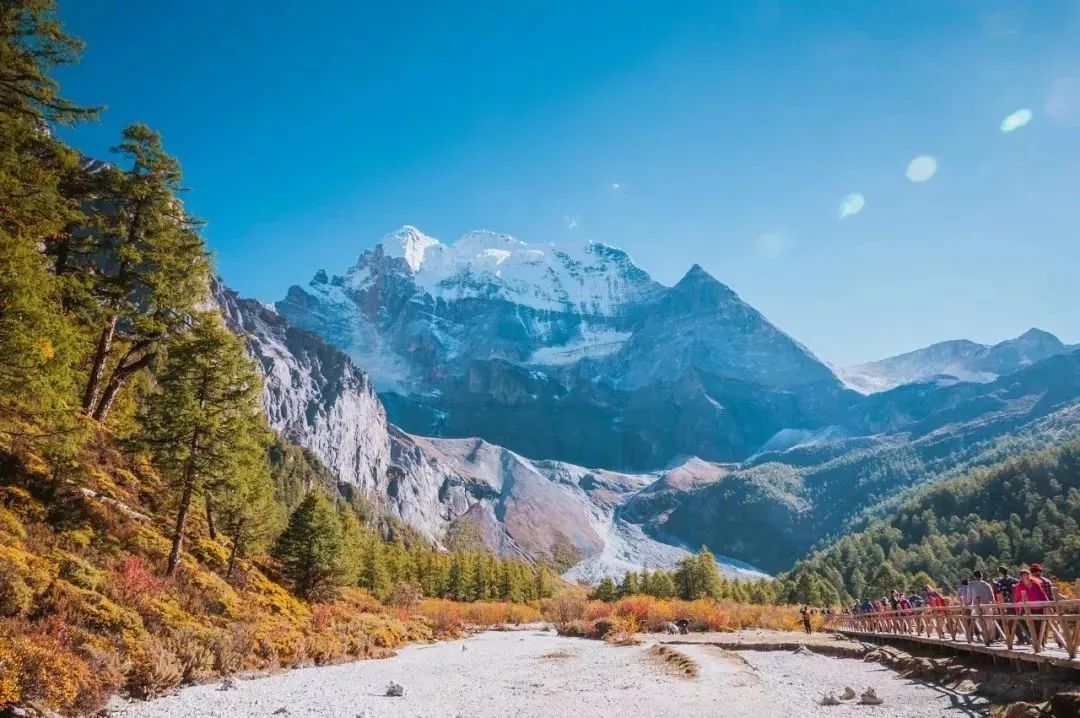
[108, 630, 990, 717]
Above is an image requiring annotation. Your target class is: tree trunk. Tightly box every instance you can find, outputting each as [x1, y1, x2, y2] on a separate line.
[166, 431, 201, 577]
[225, 520, 244, 581]
[83, 315, 117, 415]
[205, 491, 217, 541]
[167, 477, 195, 577]
[92, 349, 156, 422]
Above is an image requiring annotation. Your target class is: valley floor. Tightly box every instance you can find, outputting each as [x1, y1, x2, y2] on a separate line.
[106, 629, 989, 717]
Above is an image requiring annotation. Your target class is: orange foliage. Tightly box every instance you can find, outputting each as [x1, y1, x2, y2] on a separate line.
[418, 599, 541, 633]
[545, 593, 811, 635]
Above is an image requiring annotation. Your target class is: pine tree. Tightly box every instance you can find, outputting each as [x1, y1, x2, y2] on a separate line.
[141, 313, 263, 576]
[675, 555, 699, 600]
[592, 577, 618, 602]
[215, 441, 279, 580]
[272, 492, 344, 601]
[694, 547, 723, 599]
[867, 561, 905, 599]
[361, 538, 391, 600]
[77, 124, 209, 422]
[0, 1, 98, 125]
[0, 1, 95, 445]
[618, 571, 640, 597]
[652, 570, 677, 599]
[447, 552, 468, 601]
[337, 507, 366, 587]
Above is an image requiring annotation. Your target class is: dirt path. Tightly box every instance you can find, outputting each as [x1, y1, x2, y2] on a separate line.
[107, 630, 989, 718]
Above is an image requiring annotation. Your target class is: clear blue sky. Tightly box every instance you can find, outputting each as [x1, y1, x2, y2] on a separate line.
[56, 1, 1080, 365]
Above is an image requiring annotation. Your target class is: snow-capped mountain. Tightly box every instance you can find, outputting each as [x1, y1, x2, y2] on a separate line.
[218, 269, 1080, 575]
[837, 328, 1071, 394]
[277, 226, 663, 394]
[215, 279, 763, 578]
[278, 226, 851, 470]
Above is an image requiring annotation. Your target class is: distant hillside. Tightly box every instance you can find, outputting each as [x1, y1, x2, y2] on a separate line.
[784, 439, 1080, 601]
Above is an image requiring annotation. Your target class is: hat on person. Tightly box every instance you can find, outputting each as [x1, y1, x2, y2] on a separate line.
[1029, 563, 1044, 573]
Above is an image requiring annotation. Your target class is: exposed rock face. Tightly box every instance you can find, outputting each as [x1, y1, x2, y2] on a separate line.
[278, 226, 853, 470]
[214, 281, 392, 493]
[214, 279, 761, 577]
[215, 225, 1080, 576]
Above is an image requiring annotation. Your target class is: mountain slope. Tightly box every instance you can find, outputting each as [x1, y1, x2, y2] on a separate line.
[278, 226, 851, 470]
[786, 439, 1080, 600]
[217, 279, 764, 578]
[635, 350, 1080, 571]
[837, 328, 1071, 394]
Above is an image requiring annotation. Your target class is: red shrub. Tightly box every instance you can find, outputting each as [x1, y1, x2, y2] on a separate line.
[114, 556, 163, 604]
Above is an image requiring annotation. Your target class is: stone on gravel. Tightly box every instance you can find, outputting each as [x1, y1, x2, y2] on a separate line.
[994, 703, 1044, 718]
[1049, 692, 1080, 718]
[385, 682, 406, 697]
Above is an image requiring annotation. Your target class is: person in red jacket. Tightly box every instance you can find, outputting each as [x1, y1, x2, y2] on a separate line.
[1015, 568, 1049, 647]
[1029, 563, 1057, 600]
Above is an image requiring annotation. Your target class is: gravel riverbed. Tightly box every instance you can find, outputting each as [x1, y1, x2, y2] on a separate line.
[107, 630, 989, 717]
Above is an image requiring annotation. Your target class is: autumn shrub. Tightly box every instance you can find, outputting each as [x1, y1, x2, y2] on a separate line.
[112, 555, 163, 605]
[0, 565, 33, 617]
[584, 600, 614, 621]
[0, 628, 96, 713]
[57, 551, 104, 591]
[387, 580, 424, 612]
[126, 636, 184, 699]
[211, 622, 255, 674]
[165, 625, 215, 683]
[541, 588, 588, 626]
[417, 598, 540, 634]
[553, 597, 816, 638]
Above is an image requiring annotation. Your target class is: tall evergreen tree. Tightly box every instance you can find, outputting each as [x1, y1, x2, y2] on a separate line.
[140, 313, 263, 576]
[0, 1, 95, 444]
[272, 491, 344, 601]
[215, 435, 279, 580]
[77, 124, 209, 422]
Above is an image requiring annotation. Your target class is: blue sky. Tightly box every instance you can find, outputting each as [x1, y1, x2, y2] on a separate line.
[56, 1, 1080, 365]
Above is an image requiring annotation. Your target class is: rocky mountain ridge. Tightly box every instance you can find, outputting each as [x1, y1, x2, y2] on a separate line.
[215, 280, 765, 578]
[215, 227, 1080, 576]
[836, 328, 1073, 394]
[278, 226, 852, 470]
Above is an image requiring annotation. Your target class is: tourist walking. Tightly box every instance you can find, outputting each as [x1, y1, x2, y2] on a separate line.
[1015, 568, 1050, 649]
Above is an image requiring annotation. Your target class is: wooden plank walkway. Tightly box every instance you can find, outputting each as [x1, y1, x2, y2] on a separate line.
[840, 628, 1080, 671]
[834, 598, 1080, 673]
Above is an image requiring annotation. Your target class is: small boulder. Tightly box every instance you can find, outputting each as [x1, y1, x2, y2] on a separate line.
[993, 702, 1044, 718]
[385, 682, 406, 698]
[1049, 692, 1080, 718]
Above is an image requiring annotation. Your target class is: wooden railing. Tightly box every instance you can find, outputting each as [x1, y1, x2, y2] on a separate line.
[834, 600, 1080, 659]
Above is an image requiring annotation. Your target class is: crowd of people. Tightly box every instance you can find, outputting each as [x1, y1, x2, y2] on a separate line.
[849, 563, 1059, 615]
[845, 563, 1064, 646]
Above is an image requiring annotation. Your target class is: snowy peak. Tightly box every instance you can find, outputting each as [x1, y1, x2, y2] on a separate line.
[381, 225, 440, 272]
[357, 226, 663, 316]
[838, 328, 1071, 394]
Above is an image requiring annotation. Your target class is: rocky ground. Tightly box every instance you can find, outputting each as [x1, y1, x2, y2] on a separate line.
[107, 629, 991, 717]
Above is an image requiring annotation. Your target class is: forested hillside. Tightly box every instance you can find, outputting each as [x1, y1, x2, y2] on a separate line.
[783, 440, 1080, 602]
[0, 4, 558, 713]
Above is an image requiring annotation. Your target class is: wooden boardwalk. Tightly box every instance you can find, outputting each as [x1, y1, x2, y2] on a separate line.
[835, 599, 1080, 672]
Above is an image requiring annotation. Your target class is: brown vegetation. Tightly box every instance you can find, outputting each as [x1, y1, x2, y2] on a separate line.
[543, 590, 826, 640]
[0, 447, 539, 715]
[648, 645, 698, 678]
